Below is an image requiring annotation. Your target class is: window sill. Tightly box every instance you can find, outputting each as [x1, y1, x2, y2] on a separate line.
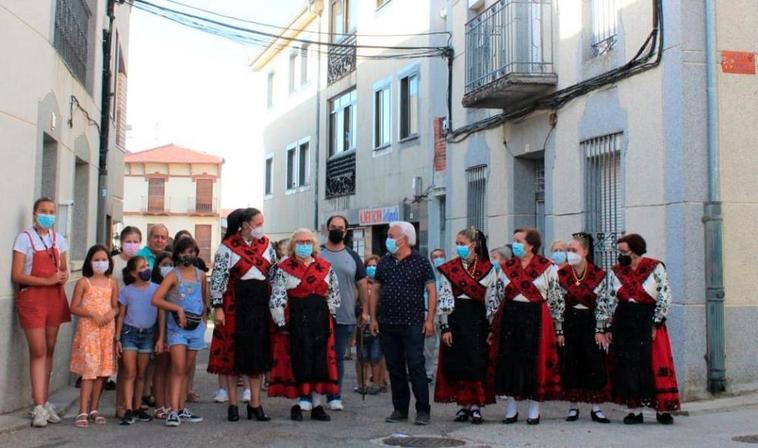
[285, 186, 311, 195]
[264, 194, 274, 200]
[398, 134, 419, 144]
[328, 148, 357, 161]
[373, 146, 392, 157]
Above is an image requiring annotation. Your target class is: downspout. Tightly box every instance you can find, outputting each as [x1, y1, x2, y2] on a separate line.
[313, 12, 322, 231]
[97, 0, 116, 246]
[703, 0, 726, 394]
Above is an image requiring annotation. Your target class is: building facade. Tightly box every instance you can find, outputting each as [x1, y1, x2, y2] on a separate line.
[446, 0, 757, 399]
[254, 0, 450, 256]
[0, 0, 130, 412]
[124, 144, 224, 263]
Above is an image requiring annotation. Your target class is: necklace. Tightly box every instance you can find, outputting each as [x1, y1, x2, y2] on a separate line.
[571, 265, 587, 286]
[464, 257, 478, 276]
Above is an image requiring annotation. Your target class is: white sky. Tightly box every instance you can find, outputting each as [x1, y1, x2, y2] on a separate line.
[126, 0, 303, 209]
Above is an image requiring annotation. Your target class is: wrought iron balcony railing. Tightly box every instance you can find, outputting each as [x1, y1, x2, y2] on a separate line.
[325, 151, 356, 199]
[328, 34, 357, 85]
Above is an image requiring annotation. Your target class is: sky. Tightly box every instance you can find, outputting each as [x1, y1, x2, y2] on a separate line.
[126, 0, 303, 209]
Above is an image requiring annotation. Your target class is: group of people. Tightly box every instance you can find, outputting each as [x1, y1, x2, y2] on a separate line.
[12, 196, 680, 431]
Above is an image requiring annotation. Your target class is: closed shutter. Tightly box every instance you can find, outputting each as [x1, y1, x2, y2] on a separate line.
[195, 224, 212, 263]
[147, 178, 165, 212]
[466, 165, 487, 234]
[195, 179, 213, 213]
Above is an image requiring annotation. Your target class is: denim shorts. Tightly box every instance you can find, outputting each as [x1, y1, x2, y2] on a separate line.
[120, 324, 155, 354]
[167, 321, 207, 351]
[359, 334, 383, 363]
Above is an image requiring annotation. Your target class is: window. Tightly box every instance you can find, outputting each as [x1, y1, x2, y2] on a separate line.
[400, 74, 419, 139]
[195, 179, 213, 213]
[592, 0, 618, 55]
[147, 178, 165, 212]
[298, 141, 310, 187]
[54, 0, 91, 86]
[466, 165, 487, 234]
[329, 89, 357, 156]
[264, 156, 273, 196]
[330, 0, 357, 41]
[300, 45, 309, 85]
[267, 72, 275, 108]
[288, 53, 297, 93]
[373, 85, 391, 149]
[583, 133, 624, 271]
[286, 146, 296, 190]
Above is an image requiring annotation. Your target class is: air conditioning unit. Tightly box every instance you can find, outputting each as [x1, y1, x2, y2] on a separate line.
[468, 0, 485, 10]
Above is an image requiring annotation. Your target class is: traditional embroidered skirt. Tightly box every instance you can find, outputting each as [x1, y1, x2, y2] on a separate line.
[560, 307, 610, 403]
[434, 299, 494, 407]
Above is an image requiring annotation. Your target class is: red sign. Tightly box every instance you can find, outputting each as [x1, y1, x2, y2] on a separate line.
[721, 51, 756, 75]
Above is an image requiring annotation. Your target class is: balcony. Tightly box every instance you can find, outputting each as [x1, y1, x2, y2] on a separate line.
[325, 151, 356, 199]
[140, 196, 170, 215]
[188, 197, 219, 216]
[328, 34, 357, 85]
[463, 0, 556, 109]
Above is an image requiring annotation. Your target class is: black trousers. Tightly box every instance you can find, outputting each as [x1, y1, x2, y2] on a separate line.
[380, 324, 430, 414]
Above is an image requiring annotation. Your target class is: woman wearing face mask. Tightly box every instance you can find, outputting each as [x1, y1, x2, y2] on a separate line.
[269, 228, 341, 422]
[207, 208, 277, 422]
[490, 228, 564, 425]
[550, 240, 569, 268]
[556, 233, 611, 423]
[434, 228, 502, 424]
[355, 255, 385, 394]
[112, 227, 143, 288]
[606, 233, 680, 425]
[489, 246, 512, 272]
[11, 197, 71, 427]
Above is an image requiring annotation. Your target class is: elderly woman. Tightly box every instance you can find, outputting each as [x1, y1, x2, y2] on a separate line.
[268, 228, 341, 422]
[489, 246, 512, 272]
[550, 240, 568, 267]
[606, 233, 680, 425]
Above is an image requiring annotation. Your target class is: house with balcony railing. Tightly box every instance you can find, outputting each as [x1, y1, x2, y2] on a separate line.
[123, 144, 224, 262]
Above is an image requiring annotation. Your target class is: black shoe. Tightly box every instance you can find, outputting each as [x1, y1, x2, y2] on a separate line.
[75, 376, 82, 388]
[135, 409, 153, 422]
[385, 410, 408, 423]
[120, 410, 135, 426]
[591, 410, 610, 424]
[311, 406, 331, 422]
[247, 405, 271, 422]
[228, 405, 239, 422]
[453, 408, 469, 422]
[470, 409, 483, 425]
[566, 409, 580, 422]
[104, 379, 117, 391]
[415, 411, 430, 426]
[502, 413, 519, 424]
[656, 412, 674, 425]
[290, 405, 303, 422]
[623, 412, 644, 425]
[527, 415, 540, 425]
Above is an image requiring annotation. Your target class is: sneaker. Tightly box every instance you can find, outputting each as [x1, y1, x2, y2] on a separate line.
[135, 409, 153, 422]
[241, 388, 251, 403]
[178, 408, 203, 423]
[213, 388, 229, 403]
[44, 402, 61, 424]
[327, 399, 344, 411]
[298, 400, 313, 412]
[385, 410, 408, 423]
[31, 405, 48, 428]
[120, 410, 135, 426]
[154, 407, 168, 420]
[165, 411, 181, 427]
[415, 411, 431, 426]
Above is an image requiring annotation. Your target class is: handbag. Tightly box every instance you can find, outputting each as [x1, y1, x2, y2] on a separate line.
[172, 310, 203, 331]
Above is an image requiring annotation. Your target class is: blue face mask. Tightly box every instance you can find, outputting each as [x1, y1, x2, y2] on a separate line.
[492, 261, 502, 272]
[456, 245, 471, 259]
[551, 251, 567, 265]
[295, 243, 313, 258]
[366, 266, 377, 278]
[511, 242, 526, 258]
[433, 257, 446, 267]
[385, 238, 398, 254]
[36, 214, 56, 230]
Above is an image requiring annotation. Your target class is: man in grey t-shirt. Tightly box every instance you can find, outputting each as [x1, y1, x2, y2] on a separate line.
[319, 215, 368, 411]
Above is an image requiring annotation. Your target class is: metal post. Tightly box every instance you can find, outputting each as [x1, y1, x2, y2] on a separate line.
[703, 0, 726, 393]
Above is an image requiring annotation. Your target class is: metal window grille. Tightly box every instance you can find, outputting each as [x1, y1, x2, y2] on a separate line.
[264, 158, 273, 195]
[54, 0, 91, 86]
[535, 160, 546, 238]
[298, 141, 309, 186]
[592, 0, 618, 55]
[583, 133, 624, 271]
[466, 166, 487, 234]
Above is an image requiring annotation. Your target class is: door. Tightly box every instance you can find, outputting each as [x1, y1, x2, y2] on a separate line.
[194, 224, 212, 263]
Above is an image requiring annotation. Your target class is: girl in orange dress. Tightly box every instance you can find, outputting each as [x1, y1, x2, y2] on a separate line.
[69, 245, 119, 428]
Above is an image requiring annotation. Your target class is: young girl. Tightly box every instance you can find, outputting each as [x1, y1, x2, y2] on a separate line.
[151, 251, 174, 420]
[116, 256, 159, 425]
[69, 245, 119, 428]
[152, 238, 208, 427]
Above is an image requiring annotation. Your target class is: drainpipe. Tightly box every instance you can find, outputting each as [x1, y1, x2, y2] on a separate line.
[313, 12, 322, 231]
[97, 0, 116, 247]
[703, 0, 726, 394]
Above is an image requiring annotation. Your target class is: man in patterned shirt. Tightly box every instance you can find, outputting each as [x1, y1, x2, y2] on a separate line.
[369, 222, 437, 426]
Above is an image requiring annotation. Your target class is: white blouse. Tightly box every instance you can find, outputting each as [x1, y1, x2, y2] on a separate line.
[436, 260, 504, 325]
[209, 240, 278, 307]
[605, 261, 672, 324]
[498, 262, 565, 329]
[269, 264, 341, 327]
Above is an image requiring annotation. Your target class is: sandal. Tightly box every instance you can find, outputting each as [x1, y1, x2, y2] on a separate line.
[89, 410, 106, 425]
[74, 413, 89, 428]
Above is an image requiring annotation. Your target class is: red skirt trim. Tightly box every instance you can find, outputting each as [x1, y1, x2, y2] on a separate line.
[207, 288, 237, 375]
[434, 343, 495, 407]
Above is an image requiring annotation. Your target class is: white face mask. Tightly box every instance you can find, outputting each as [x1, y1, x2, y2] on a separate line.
[251, 226, 265, 240]
[567, 252, 582, 266]
[159, 266, 174, 278]
[92, 261, 109, 274]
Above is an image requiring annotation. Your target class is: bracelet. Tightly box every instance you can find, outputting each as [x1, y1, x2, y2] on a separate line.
[595, 328, 606, 334]
[439, 323, 451, 334]
[555, 329, 564, 336]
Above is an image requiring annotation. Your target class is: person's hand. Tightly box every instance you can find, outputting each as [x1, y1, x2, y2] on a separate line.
[486, 332, 495, 346]
[422, 320, 435, 337]
[155, 339, 165, 354]
[55, 271, 67, 284]
[606, 332, 613, 345]
[556, 335, 566, 347]
[651, 327, 657, 341]
[361, 312, 370, 327]
[214, 308, 225, 326]
[441, 332, 453, 347]
[369, 319, 379, 337]
[116, 341, 123, 357]
[177, 309, 187, 328]
[595, 333, 608, 351]
[91, 312, 106, 326]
